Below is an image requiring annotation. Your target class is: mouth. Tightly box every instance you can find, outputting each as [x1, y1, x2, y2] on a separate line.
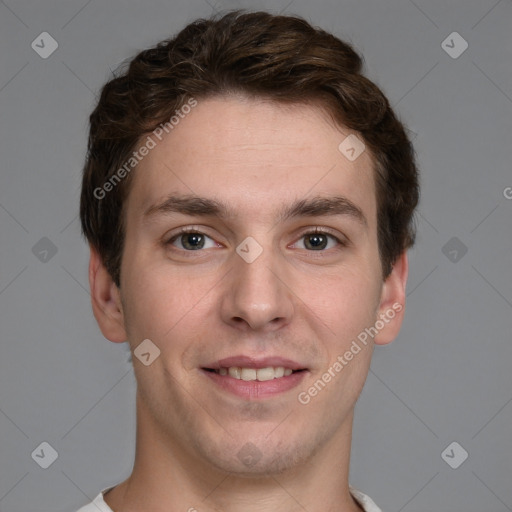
[203, 366, 304, 381]
[201, 356, 309, 399]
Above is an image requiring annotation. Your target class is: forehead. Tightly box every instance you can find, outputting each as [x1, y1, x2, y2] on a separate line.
[124, 96, 377, 225]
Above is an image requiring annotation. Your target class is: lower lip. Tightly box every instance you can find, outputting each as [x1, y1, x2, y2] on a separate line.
[202, 369, 308, 399]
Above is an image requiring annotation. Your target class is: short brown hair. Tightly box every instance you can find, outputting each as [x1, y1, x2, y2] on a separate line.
[80, 10, 419, 287]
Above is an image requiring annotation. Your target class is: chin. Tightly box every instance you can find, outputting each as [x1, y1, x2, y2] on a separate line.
[196, 433, 319, 477]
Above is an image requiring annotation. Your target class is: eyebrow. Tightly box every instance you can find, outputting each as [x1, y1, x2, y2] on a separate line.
[143, 194, 367, 227]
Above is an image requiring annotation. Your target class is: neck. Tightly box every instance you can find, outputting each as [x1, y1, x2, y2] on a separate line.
[105, 393, 363, 512]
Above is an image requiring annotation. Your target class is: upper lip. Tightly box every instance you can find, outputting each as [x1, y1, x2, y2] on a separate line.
[204, 355, 307, 371]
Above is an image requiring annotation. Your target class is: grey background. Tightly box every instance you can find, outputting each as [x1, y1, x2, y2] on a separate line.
[0, 0, 511, 511]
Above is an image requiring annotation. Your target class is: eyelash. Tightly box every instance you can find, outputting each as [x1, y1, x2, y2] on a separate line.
[164, 227, 346, 253]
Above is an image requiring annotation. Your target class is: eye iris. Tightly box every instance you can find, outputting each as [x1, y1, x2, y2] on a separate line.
[182, 233, 204, 250]
[305, 233, 328, 250]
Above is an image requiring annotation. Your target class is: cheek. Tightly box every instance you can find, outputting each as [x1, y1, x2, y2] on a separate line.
[304, 265, 382, 336]
[301, 272, 379, 404]
[121, 263, 217, 365]
[120, 266, 182, 343]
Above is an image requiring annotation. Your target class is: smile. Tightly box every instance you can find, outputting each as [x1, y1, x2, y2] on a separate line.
[212, 366, 296, 381]
[202, 363, 308, 399]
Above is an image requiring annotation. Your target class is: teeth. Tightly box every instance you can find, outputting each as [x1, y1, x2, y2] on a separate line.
[217, 366, 297, 381]
[256, 368, 274, 381]
[241, 368, 257, 381]
[228, 367, 241, 379]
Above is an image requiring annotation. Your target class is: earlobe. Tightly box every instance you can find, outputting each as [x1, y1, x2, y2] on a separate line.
[88, 245, 127, 343]
[373, 251, 409, 346]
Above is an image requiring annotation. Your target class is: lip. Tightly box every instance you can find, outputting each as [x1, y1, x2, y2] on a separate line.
[206, 355, 306, 371]
[202, 368, 308, 400]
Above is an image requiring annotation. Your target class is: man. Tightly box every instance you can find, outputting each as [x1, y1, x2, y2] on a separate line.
[77, 10, 419, 512]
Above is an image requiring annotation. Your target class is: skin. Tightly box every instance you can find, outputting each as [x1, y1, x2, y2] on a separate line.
[89, 95, 408, 512]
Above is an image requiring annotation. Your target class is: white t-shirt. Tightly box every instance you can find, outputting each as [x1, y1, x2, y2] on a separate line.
[76, 485, 382, 512]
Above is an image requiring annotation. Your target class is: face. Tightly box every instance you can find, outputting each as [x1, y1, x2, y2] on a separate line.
[92, 95, 407, 476]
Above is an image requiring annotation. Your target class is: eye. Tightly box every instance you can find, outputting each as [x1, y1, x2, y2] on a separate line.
[166, 229, 218, 251]
[294, 229, 344, 251]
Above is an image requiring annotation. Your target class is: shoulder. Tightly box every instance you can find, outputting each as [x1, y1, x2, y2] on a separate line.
[349, 485, 383, 512]
[75, 489, 114, 512]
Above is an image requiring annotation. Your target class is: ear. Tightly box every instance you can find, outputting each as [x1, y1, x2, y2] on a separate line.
[373, 251, 409, 346]
[88, 245, 127, 343]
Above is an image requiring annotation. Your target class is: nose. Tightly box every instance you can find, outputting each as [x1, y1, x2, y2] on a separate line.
[219, 242, 295, 333]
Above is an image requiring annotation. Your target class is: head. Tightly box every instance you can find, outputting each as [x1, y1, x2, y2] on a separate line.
[80, 10, 419, 476]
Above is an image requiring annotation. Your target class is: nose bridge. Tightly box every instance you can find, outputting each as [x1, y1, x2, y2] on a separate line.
[220, 236, 294, 331]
